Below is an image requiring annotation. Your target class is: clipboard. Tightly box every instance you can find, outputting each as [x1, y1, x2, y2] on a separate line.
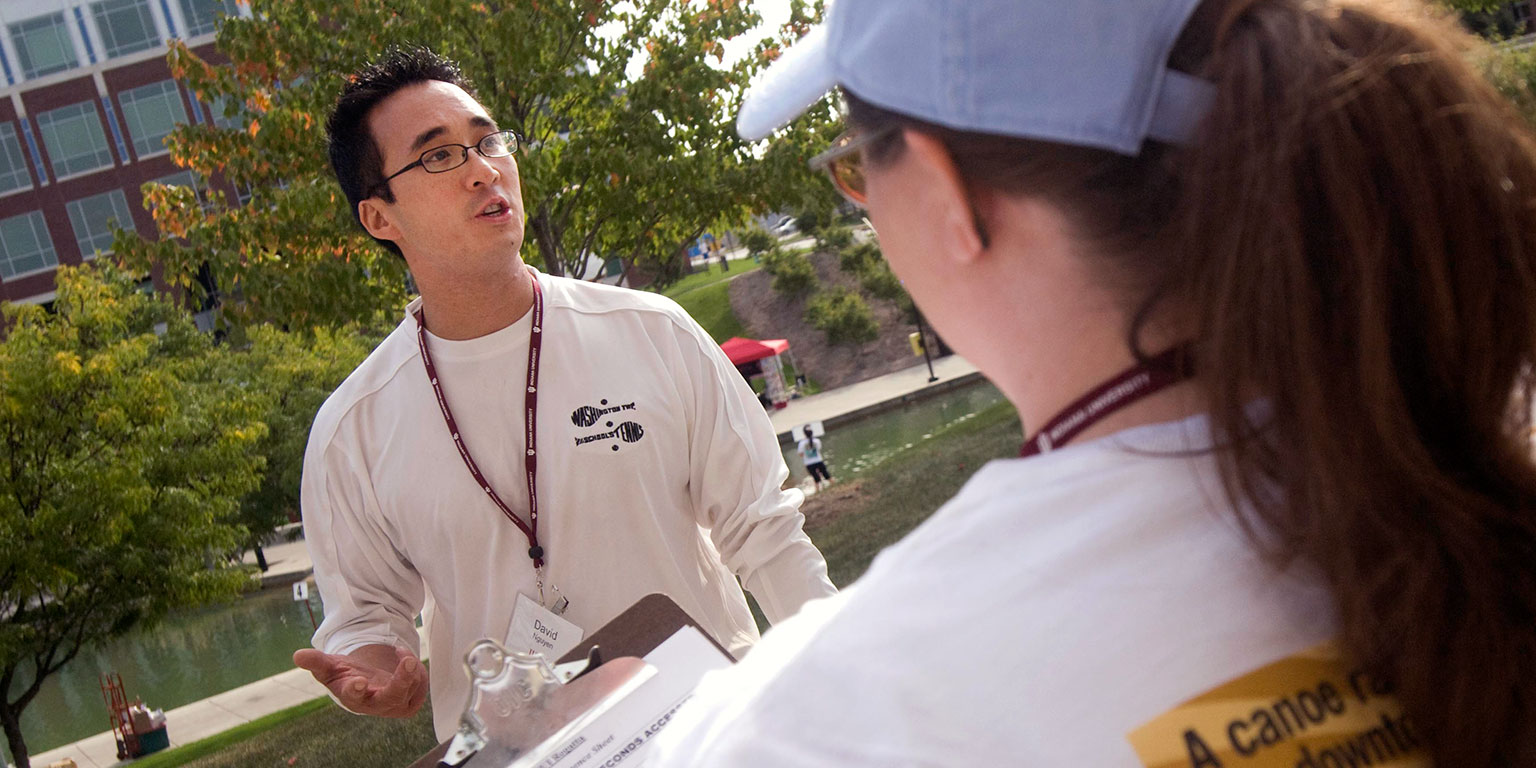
[408, 593, 730, 768]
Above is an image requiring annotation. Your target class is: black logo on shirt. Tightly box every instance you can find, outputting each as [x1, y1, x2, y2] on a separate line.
[571, 399, 637, 427]
[572, 399, 644, 451]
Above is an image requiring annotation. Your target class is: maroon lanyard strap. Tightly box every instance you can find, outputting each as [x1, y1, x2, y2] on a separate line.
[413, 272, 546, 568]
[1019, 345, 1194, 458]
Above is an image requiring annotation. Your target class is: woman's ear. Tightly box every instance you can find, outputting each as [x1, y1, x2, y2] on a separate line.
[900, 129, 989, 264]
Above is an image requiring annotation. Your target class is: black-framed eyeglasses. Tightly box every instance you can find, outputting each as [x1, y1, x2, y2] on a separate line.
[374, 129, 521, 194]
[808, 126, 897, 207]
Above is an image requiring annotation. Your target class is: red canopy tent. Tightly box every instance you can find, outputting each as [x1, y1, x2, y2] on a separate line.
[720, 337, 790, 366]
[720, 337, 796, 407]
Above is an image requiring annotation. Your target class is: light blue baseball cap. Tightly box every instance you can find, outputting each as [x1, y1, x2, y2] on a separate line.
[737, 0, 1215, 156]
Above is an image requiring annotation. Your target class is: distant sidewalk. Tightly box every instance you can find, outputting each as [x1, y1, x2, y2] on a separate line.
[242, 534, 314, 589]
[769, 355, 983, 442]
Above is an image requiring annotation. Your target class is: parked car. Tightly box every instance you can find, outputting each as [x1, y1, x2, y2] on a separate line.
[772, 217, 799, 238]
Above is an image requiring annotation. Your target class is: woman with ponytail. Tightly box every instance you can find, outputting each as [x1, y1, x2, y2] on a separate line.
[648, 0, 1536, 765]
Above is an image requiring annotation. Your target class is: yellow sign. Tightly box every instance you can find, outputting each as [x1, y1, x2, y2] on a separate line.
[908, 331, 926, 357]
[1127, 643, 1430, 768]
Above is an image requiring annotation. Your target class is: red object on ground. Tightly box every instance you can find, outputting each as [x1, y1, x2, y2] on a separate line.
[720, 337, 789, 365]
[100, 672, 139, 760]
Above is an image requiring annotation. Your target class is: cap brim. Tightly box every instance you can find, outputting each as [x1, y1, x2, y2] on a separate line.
[736, 25, 836, 141]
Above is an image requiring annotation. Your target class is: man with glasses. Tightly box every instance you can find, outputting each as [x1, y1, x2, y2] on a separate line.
[292, 48, 835, 740]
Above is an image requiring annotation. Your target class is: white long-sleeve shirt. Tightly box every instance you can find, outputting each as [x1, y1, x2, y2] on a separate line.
[301, 269, 836, 739]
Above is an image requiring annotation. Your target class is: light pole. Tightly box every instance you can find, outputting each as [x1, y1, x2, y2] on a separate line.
[914, 308, 939, 383]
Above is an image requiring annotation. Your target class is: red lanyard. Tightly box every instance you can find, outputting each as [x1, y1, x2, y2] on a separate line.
[1019, 346, 1192, 458]
[413, 273, 547, 568]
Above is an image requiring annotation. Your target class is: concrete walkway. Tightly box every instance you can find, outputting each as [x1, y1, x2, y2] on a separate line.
[768, 355, 982, 442]
[26, 355, 985, 768]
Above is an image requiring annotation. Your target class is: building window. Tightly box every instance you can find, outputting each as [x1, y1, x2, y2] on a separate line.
[118, 80, 186, 158]
[206, 94, 244, 131]
[67, 189, 135, 258]
[155, 169, 197, 189]
[9, 13, 79, 79]
[35, 102, 114, 178]
[178, 0, 239, 38]
[0, 123, 33, 195]
[0, 211, 59, 279]
[90, 0, 161, 59]
[153, 169, 213, 210]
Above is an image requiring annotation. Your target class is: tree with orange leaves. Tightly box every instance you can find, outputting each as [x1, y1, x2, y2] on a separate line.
[116, 0, 837, 332]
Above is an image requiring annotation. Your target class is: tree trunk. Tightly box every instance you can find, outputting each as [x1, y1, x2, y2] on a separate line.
[2, 704, 32, 768]
[530, 204, 565, 278]
[619, 257, 635, 288]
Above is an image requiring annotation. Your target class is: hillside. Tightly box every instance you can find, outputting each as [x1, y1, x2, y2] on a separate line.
[727, 252, 940, 391]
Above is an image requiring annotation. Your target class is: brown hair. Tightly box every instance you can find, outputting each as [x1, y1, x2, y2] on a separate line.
[849, 0, 1536, 763]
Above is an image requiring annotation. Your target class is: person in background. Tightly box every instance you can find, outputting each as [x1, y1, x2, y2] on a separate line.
[648, 0, 1536, 764]
[796, 425, 833, 491]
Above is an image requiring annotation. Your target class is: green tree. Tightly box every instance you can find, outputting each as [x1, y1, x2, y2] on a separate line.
[229, 322, 385, 568]
[793, 200, 837, 238]
[116, 0, 835, 331]
[741, 225, 776, 257]
[0, 267, 265, 768]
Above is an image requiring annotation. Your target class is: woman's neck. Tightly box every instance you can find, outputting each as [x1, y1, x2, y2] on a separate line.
[947, 234, 1202, 447]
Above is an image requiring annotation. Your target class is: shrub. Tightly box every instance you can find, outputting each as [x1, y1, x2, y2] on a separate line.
[763, 248, 818, 297]
[805, 287, 879, 345]
[795, 205, 834, 236]
[816, 225, 854, 254]
[861, 263, 907, 301]
[741, 226, 776, 256]
[839, 241, 882, 275]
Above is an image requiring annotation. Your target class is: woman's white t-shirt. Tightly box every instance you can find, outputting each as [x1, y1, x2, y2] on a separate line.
[649, 413, 1337, 766]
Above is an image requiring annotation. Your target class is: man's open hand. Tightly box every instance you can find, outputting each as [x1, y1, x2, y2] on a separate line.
[293, 644, 428, 718]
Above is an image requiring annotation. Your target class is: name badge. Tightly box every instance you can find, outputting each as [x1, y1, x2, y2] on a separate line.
[506, 592, 585, 661]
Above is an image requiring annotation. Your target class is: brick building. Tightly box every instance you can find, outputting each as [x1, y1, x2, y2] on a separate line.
[0, 0, 245, 307]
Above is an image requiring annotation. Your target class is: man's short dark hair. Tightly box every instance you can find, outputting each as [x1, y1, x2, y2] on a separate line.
[326, 47, 476, 257]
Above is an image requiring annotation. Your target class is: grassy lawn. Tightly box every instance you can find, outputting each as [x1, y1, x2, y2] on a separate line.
[131, 698, 436, 768]
[658, 259, 759, 343]
[658, 258, 822, 393]
[660, 258, 760, 299]
[801, 400, 1022, 586]
[137, 398, 1020, 768]
[668, 279, 747, 343]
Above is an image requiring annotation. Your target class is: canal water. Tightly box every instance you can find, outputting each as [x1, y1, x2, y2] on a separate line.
[13, 378, 1009, 761]
[780, 379, 1008, 484]
[10, 587, 321, 759]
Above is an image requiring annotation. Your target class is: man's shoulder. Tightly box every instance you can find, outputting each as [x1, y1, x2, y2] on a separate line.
[308, 318, 419, 448]
[540, 273, 697, 329]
